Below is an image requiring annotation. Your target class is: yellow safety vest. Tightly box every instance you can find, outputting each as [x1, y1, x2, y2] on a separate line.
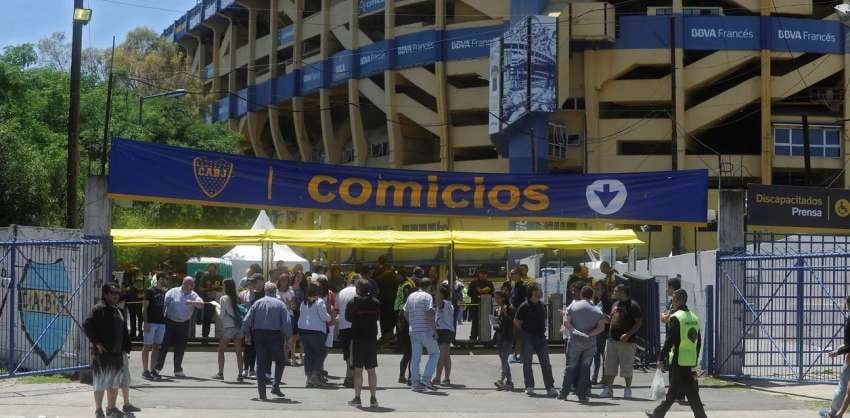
[670, 310, 700, 367]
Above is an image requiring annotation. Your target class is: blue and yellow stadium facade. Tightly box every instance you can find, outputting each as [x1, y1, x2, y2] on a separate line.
[163, 0, 850, 262]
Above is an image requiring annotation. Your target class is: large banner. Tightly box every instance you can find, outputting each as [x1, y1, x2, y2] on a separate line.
[748, 184, 850, 230]
[107, 139, 709, 224]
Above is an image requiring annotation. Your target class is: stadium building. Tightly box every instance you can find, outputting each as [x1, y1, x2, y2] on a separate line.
[162, 0, 850, 263]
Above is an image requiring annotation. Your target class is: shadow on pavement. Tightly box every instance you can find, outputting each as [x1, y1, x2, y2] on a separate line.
[253, 397, 301, 404]
[357, 406, 396, 413]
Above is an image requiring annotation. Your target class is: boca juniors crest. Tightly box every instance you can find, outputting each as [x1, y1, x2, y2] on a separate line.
[193, 156, 235, 198]
[18, 260, 73, 365]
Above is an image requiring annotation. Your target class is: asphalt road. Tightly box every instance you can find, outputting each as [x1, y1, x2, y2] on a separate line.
[0, 348, 819, 417]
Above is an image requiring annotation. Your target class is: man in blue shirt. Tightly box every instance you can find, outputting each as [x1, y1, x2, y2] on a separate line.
[155, 277, 204, 378]
[242, 282, 293, 400]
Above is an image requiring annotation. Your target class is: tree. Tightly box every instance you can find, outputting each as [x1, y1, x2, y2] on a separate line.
[0, 27, 254, 238]
[37, 32, 70, 69]
[1, 44, 37, 68]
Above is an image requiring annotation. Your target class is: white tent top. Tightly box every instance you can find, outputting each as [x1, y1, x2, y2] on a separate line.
[221, 210, 310, 272]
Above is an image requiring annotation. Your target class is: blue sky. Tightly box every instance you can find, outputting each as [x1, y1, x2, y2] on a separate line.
[1, 0, 199, 49]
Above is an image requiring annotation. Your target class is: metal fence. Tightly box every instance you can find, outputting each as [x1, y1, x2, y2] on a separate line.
[0, 240, 106, 378]
[713, 236, 849, 383]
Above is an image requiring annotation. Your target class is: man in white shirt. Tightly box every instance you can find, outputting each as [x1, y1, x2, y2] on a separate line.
[336, 276, 358, 388]
[155, 277, 204, 378]
[403, 278, 440, 392]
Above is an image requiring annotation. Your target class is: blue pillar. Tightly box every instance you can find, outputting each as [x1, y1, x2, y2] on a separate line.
[506, 0, 550, 175]
[508, 112, 549, 174]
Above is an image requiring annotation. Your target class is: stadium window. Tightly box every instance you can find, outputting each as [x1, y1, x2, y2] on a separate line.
[369, 142, 389, 158]
[773, 124, 841, 159]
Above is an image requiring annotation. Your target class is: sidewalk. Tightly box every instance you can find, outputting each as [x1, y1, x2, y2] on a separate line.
[0, 351, 823, 417]
[0, 407, 818, 418]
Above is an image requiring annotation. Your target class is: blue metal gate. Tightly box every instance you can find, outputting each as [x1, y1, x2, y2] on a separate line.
[0, 239, 106, 378]
[713, 233, 850, 383]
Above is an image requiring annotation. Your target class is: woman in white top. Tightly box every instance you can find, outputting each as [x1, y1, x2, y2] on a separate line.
[298, 282, 333, 387]
[214, 279, 244, 381]
[276, 274, 295, 307]
[433, 282, 455, 386]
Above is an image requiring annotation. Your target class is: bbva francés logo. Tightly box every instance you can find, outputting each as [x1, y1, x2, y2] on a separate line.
[193, 156, 234, 198]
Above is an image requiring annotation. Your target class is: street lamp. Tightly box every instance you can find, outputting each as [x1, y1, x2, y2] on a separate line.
[138, 89, 188, 125]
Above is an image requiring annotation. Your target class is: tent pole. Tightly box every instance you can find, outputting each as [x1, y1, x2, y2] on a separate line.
[448, 243, 455, 306]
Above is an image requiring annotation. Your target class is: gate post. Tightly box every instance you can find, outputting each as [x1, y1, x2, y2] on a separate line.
[703, 284, 715, 374]
[796, 257, 805, 382]
[7, 241, 15, 377]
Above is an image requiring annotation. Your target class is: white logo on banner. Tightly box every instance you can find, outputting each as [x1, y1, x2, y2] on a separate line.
[586, 180, 628, 215]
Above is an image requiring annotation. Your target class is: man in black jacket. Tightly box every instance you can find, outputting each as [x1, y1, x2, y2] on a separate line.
[84, 283, 139, 418]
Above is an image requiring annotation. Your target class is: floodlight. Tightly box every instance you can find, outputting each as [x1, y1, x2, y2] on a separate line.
[73, 8, 92, 24]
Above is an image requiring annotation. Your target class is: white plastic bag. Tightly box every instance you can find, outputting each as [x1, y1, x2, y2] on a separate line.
[649, 369, 668, 401]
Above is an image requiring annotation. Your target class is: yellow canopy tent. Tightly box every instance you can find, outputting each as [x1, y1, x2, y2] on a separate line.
[111, 228, 643, 249]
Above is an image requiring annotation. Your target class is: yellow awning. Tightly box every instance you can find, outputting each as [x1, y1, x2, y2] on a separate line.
[450, 230, 645, 249]
[111, 228, 643, 249]
[264, 229, 454, 249]
[110, 229, 267, 247]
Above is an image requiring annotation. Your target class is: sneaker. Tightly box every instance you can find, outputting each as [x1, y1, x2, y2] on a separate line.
[819, 409, 835, 418]
[546, 388, 558, 397]
[645, 411, 655, 418]
[421, 381, 438, 391]
[370, 396, 378, 408]
[248, 370, 256, 378]
[212, 372, 224, 380]
[510, 356, 522, 364]
[237, 372, 244, 382]
[122, 404, 141, 413]
[412, 384, 427, 392]
[623, 387, 633, 399]
[557, 391, 567, 401]
[525, 388, 534, 396]
[105, 407, 124, 418]
[441, 379, 451, 386]
[504, 381, 514, 391]
[271, 387, 284, 397]
[95, 409, 106, 418]
[150, 370, 162, 381]
[141, 371, 152, 380]
[174, 371, 186, 378]
[348, 397, 362, 406]
[493, 380, 504, 390]
[578, 397, 590, 403]
[431, 378, 441, 386]
[398, 376, 407, 384]
[599, 387, 613, 398]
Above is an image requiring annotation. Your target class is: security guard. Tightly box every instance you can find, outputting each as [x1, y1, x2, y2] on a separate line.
[646, 289, 707, 418]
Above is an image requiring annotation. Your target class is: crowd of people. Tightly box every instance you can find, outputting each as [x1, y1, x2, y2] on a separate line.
[84, 258, 707, 418]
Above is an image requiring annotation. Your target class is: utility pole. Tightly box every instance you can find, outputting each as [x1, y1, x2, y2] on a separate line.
[100, 36, 116, 175]
[66, 0, 85, 229]
[669, 15, 683, 255]
[802, 115, 812, 185]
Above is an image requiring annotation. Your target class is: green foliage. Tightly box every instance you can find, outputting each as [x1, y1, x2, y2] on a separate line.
[0, 27, 256, 246]
[2, 44, 37, 68]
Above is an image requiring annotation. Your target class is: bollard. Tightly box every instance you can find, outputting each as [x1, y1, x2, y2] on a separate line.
[479, 294, 493, 342]
[548, 293, 564, 342]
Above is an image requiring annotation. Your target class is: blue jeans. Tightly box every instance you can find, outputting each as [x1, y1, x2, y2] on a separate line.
[561, 337, 596, 399]
[522, 331, 555, 390]
[497, 339, 514, 382]
[300, 331, 327, 377]
[410, 331, 440, 385]
[830, 363, 850, 414]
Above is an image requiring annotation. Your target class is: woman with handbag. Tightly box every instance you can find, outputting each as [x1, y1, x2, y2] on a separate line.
[213, 279, 246, 381]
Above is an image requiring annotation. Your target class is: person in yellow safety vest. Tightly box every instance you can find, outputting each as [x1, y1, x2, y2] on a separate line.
[646, 289, 707, 418]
